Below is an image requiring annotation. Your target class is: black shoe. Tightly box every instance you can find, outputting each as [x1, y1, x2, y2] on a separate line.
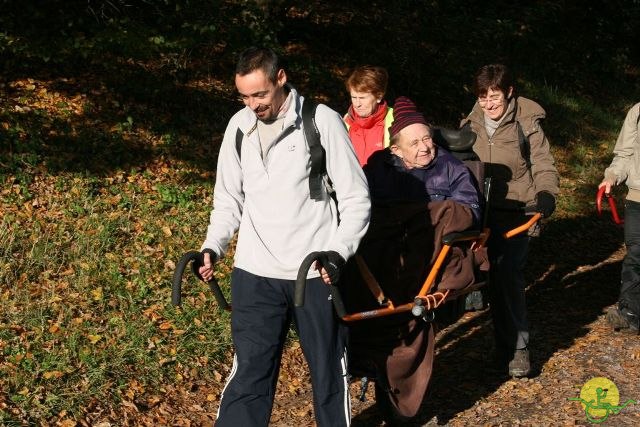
[606, 306, 640, 333]
[508, 348, 530, 378]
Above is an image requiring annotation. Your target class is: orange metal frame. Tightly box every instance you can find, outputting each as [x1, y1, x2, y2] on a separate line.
[341, 214, 541, 323]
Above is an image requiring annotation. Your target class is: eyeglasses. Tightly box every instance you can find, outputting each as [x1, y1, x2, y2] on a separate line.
[477, 95, 504, 107]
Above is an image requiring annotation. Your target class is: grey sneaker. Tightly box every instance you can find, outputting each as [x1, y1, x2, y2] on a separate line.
[606, 306, 640, 333]
[508, 348, 530, 378]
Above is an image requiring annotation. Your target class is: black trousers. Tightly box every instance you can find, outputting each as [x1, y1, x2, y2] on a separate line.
[487, 220, 531, 355]
[215, 268, 350, 427]
[619, 199, 640, 325]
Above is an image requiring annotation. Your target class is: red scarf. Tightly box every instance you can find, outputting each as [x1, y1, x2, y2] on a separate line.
[345, 101, 389, 166]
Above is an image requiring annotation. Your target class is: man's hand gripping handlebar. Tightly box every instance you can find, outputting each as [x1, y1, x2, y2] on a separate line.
[171, 249, 231, 311]
[294, 252, 347, 319]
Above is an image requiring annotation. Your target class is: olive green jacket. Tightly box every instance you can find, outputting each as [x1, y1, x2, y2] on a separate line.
[460, 96, 559, 214]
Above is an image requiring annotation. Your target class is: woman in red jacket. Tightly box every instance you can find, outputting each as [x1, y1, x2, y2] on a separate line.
[344, 65, 394, 166]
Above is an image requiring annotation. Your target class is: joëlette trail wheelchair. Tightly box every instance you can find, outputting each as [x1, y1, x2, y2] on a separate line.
[294, 205, 540, 424]
[293, 127, 541, 424]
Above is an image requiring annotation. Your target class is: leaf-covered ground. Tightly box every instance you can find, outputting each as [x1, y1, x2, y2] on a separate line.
[67, 220, 640, 426]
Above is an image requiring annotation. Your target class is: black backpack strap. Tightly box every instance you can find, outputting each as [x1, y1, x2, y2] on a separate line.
[235, 102, 326, 201]
[302, 101, 325, 201]
[516, 121, 531, 169]
[235, 128, 243, 160]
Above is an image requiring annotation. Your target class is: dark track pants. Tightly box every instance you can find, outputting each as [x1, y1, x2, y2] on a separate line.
[487, 228, 531, 354]
[619, 200, 640, 326]
[215, 268, 350, 427]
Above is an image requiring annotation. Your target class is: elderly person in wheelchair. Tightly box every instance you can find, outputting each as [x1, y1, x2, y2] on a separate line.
[341, 96, 486, 423]
[364, 96, 481, 222]
[362, 96, 485, 298]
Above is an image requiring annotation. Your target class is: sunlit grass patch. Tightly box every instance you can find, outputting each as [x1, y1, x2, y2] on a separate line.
[0, 160, 231, 420]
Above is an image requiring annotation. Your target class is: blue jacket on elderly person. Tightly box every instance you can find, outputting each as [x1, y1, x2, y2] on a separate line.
[363, 147, 482, 225]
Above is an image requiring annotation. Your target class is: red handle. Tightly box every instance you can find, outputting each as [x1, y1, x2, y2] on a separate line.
[596, 186, 605, 216]
[596, 186, 624, 225]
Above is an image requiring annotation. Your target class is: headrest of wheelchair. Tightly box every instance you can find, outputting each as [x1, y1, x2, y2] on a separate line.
[432, 127, 477, 152]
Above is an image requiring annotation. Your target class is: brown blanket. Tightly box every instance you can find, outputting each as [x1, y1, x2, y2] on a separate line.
[344, 200, 488, 417]
[429, 200, 489, 291]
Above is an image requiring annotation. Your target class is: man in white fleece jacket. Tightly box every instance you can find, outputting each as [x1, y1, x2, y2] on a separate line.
[197, 47, 371, 426]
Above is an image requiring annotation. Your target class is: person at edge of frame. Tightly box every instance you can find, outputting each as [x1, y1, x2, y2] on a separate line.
[599, 101, 640, 335]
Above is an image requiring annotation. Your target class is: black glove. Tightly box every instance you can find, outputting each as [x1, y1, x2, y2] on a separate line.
[317, 251, 346, 285]
[192, 248, 217, 282]
[535, 191, 556, 218]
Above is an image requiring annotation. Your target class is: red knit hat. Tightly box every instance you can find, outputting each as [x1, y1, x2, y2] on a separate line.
[389, 96, 428, 138]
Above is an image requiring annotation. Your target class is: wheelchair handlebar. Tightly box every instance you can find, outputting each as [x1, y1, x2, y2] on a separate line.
[171, 250, 230, 311]
[503, 212, 542, 238]
[294, 252, 347, 319]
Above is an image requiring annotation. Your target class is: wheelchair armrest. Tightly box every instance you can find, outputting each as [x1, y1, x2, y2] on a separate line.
[442, 229, 482, 245]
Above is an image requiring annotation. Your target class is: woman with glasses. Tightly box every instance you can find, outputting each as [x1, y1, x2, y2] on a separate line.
[460, 64, 559, 378]
[344, 65, 395, 166]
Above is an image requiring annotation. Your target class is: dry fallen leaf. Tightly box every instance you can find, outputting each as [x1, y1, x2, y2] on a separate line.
[91, 287, 103, 301]
[43, 370, 64, 379]
[159, 321, 173, 330]
[88, 334, 102, 344]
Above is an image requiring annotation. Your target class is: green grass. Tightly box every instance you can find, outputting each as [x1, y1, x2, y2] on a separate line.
[0, 165, 231, 420]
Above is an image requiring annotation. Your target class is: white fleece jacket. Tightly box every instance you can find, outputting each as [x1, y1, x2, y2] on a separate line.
[201, 88, 371, 280]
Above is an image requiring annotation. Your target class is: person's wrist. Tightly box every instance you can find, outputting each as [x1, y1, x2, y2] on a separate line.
[604, 173, 617, 183]
[321, 251, 345, 284]
[326, 251, 345, 267]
